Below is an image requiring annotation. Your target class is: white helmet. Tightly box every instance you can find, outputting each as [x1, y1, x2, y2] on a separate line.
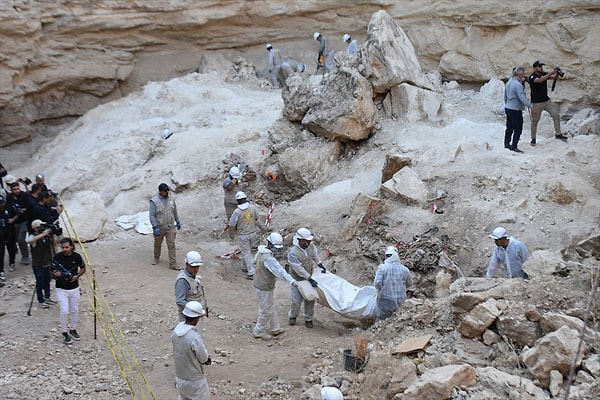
[235, 191, 247, 200]
[313, 32, 321, 40]
[296, 227, 313, 241]
[342, 34, 351, 42]
[229, 166, 242, 179]
[266, 43, 273, 50]
[267, 232, 284, 248]
[385, 246, 398, 256]
[321, 387, 344, 400]
[185, 251, 203, 266]
[183, 301, 205, 318]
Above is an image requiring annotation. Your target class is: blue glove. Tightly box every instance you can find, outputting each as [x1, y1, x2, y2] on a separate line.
[309, 278, 318, 288]
[153, 226, 161, 236]
[318, 263, 326, 273]
[176, 222, 181, 230]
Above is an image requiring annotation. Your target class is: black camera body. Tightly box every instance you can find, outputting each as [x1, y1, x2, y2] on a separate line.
[59, 270, 73, 282]
[42, 222, 63, 236]
[554, 67, 565, 77]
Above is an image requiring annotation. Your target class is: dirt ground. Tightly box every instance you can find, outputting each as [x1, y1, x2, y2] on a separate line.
[0, 229, 362, 399]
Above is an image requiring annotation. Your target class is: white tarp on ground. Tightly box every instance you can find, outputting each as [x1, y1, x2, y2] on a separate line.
[296, 270, 377, 320]
[114, 211, 153, 235]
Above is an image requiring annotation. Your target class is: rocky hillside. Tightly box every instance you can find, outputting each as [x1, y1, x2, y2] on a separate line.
[1, 0, 599, 146]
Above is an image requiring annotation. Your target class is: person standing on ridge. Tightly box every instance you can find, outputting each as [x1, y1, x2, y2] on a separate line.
[528, 60, 568, 146]
[504, 67, 531, 153]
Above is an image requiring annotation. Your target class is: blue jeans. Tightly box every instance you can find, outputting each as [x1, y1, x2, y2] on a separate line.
[32, 265, 51, 303]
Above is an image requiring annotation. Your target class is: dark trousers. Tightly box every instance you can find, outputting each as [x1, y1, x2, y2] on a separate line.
[4, 225, 17, 265]
[32, 265, 51, 303]
[504, 108, 523, 149]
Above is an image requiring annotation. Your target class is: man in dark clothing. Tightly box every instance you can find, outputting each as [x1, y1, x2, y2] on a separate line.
[0, 195, 18, 280]
[7, 182, 30, 265]
[528, 60, 569, 146]
[51, 237, 85, 344]
[27, 219, 55, 308]
[29, 191, 63, 231]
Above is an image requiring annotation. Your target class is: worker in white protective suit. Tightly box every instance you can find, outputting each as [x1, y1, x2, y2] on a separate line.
[171, 301, 211, 400]
[287, 228, 327, 328]
[280, 59, 306, 81]
[251, 232, 298, 340]
[266, 43, 284, 88]
[313, 32, 334, 74]
[374, 246, 413, 321]
[342, 33, 358, 56]
[228, 191, 265, 279]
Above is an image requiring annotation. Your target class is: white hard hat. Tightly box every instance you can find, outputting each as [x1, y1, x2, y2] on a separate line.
[235, 191, 247, 200]
[313, 32, 321, 40]
[342, 34, 351, 42]
[296, 227, 313, 241]
[185, 251, 203, 266]
[183, 301, 205, 318]
[229, 166, 242, 179]
[385, 246, 398, 256]
[321, 387, 344, 400]
[489, 227, 508, 240]
[267, 232, 284, 248]
[266, 43, 273, 50]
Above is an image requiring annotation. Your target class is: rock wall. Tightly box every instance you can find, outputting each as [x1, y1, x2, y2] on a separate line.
[1, 0, 598, 146]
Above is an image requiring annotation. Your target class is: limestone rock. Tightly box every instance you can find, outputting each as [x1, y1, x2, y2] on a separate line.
[402, 364, 476, 400]
[476, 366, 547, 399]
[521, 326, 586, 388]
[387, 356, 417, 397]
[63, 191, 108, 242]
[381, 167, 428, 205]
[458, 298, 502, 338]
[549, 370, 563, 397]
[539, 312, 584, 335]
[581, 353, 600, 378]
[496, 314, 541, 347]
[382, 83, 442, 122]
[381, 154, 412, 183]
[277, 137, 337, 198]
[282, 74, 311, 122]
[301, 67, 376, 142]
[362, 10, 432, 94]
[482, 329, 500, 346]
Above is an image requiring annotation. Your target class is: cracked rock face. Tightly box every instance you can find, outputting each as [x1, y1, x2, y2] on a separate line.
[1, 1, 598, 146]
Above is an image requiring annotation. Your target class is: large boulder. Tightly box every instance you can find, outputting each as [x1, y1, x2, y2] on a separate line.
[382, 83, 442, 121]
[63, 190, 108, 242]
[402, 364, 476, 400]
[521, 326, 586, 388]
[476, 366, 547, 399]
[458, 298, 502, 339]
[301, 67, 376, 142]
[380, 167, 428, 205]
[496, 314, 541, 347]
[281, 74, 311, 122]
[362, 10, 432, 94]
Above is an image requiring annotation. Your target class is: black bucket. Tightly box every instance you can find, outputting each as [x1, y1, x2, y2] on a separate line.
[343, 349, 366, 372]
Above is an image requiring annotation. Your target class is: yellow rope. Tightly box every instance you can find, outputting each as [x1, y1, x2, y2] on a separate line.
[58, 197, 157, 400]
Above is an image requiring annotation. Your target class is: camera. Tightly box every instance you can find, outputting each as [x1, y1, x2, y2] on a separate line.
[18, 177, 32, 185]
[42, 222, 63, 236]
[58, 269, 73, 282]
[554, 67, 565, 77]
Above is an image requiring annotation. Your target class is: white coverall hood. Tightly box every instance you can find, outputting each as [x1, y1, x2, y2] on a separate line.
[257, 244, 272, 255]
[174, 321, 195, 337]
[385, 252, 401, 264]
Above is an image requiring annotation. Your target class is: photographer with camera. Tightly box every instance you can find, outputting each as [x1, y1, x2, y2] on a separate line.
[528, 61, 569, 146]
[26, 219, 56, 308]
[29, 191, 63, 232]
[50, 237, 85, 344]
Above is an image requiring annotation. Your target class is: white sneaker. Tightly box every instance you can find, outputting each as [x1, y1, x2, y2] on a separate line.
[0, 272, 5, 281]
